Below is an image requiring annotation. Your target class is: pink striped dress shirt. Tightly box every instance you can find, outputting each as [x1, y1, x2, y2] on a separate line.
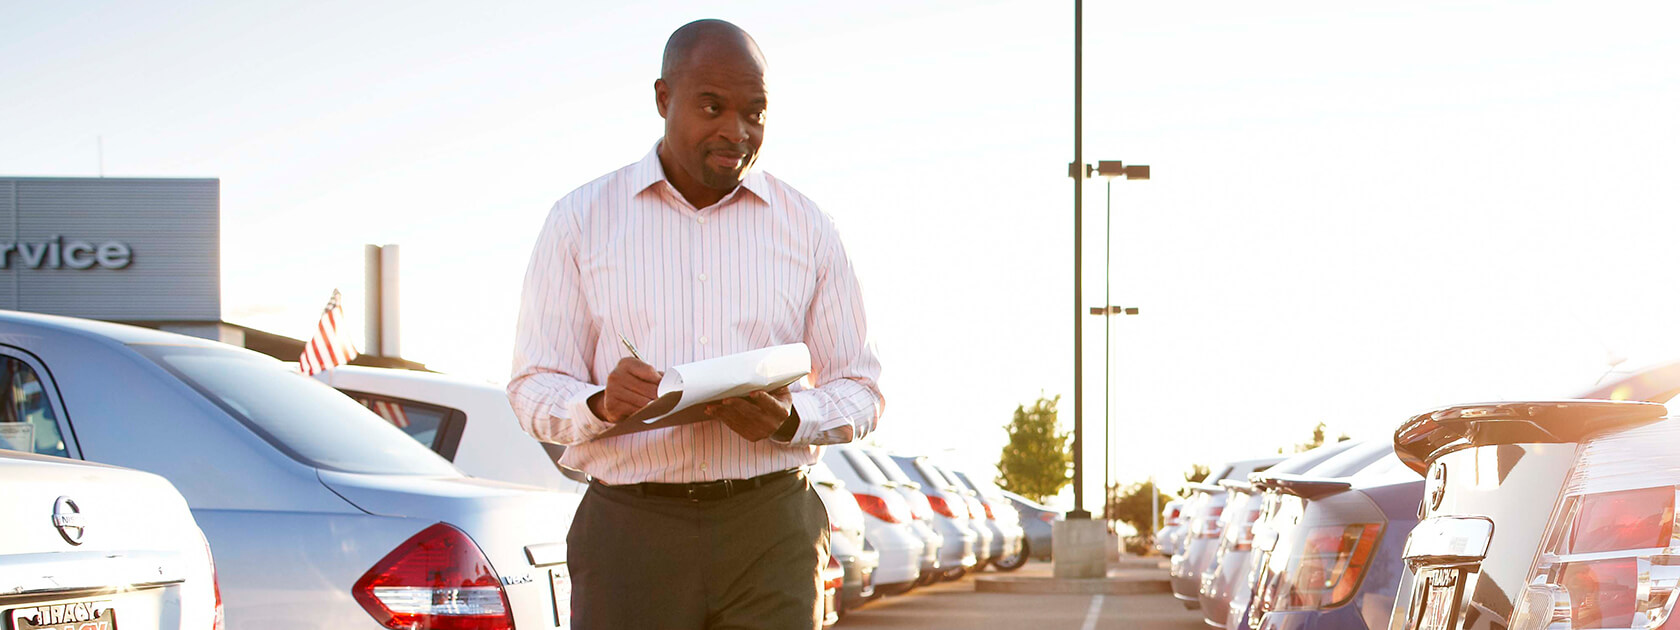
[508, 143, 884, 485]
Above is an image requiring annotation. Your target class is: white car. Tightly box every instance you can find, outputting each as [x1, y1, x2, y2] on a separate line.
[311, 365, 587, 493]
[1, 449, 222, 630]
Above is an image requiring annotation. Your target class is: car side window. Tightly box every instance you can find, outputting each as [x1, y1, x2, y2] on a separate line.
[342, 392, 457, 453]
[0, 355, 70, 458]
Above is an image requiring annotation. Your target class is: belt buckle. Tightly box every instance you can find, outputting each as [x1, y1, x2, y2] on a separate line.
[687, 479, 734, 502]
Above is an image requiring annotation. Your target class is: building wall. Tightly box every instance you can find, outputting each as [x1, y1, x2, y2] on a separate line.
[0, 177, 219, 321]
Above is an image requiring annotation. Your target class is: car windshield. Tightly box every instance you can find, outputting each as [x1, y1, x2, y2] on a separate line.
[132, 344, 459, 476]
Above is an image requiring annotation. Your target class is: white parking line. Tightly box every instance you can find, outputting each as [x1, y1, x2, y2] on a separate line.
[1081, 594, 1104, 630]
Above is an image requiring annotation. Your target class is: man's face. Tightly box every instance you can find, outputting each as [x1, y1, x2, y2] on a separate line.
[656, 49, 767, 192]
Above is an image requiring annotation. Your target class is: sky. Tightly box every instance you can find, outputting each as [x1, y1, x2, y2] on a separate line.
[5, 0, 1679, 510]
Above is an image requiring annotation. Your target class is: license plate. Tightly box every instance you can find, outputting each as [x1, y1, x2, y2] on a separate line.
[1416, 569, 1459, 630]
[8, 601, 116, 630]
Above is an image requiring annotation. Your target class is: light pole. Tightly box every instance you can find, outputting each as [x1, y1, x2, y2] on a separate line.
[1083, 160, 1148, 531]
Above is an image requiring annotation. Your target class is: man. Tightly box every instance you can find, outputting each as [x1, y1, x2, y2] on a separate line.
[507, 19, 883, 630]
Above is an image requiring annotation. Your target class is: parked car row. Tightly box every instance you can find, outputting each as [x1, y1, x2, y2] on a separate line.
[1162, 379, 1680, 630]
[0, 310, 1055, 629]
[813, 444, 1049, 618]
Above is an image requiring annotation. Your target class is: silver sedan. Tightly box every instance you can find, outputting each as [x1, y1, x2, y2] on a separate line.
[0, 311, 579, 629]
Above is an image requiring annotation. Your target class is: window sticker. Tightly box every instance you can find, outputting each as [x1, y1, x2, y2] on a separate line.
[0, 422, 35, 452]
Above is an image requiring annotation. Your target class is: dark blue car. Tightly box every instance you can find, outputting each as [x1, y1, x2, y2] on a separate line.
[1245, 456, 1422, 630]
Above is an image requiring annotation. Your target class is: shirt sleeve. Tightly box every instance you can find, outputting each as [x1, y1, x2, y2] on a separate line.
[774, 216, 884, 446]
[507, 201, 616, 445]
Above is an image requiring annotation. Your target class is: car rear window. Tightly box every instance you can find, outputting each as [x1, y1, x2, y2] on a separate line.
[865, 449, 914, 484]
[133, 344, 459, 476]
[840, 448, 889, 485]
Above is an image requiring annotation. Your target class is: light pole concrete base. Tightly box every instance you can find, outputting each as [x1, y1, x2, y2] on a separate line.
[1052, 519, 1108, 578]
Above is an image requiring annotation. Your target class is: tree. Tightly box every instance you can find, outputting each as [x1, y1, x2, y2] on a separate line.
[1277, 422, 1353, 454]
[996, 395, 1070, 503]
[1178, 463, 1210, 496]
[1106, 480, 1174, 540]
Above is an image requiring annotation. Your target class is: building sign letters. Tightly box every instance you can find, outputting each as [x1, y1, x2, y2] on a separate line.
[0, 237, 132, 270]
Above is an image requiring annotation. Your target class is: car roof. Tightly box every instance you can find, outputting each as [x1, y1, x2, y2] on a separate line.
[0, 309, 232, 349]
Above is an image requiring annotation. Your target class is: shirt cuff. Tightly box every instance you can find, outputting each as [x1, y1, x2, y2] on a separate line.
[560, 385, 615, 441]
[774, 391, 825, 445]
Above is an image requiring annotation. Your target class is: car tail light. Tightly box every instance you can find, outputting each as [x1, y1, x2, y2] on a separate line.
[824, 555, 844, 591]
[855, 493, 911, 524]
[965, 498, 983, 520]
[353, 522, 514, 630]
[983, 503, 997, 520]
[1233, 508, 1264, 552]
[1191, 506, 1226, 539]
[1511, 419, 1680, 630]
[1040, 512, 1056, 523]
[928, 495, 961, 520]
[198, 531, 223, 630]
[1255, 523, 1383, 615]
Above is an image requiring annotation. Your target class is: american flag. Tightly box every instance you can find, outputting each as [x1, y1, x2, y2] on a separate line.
[299, 289, 358, 376]
[357, 397, 411, 428]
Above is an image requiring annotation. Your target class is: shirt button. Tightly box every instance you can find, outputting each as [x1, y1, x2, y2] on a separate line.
[698, 273, 708, 282]
[701, 463, 709, 471]
[697, 216, 707, 224]
[699, 336, 710, 345]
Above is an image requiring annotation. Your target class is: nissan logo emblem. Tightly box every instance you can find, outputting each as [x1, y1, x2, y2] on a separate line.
[53, 496, 87, 545]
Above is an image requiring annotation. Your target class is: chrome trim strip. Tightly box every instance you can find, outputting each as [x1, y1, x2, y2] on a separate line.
[0, 550, 187, 596]
[525, 542, 568, 567]
[1404, 515, 1494, 565]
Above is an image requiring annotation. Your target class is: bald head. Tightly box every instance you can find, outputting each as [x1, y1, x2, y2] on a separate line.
[660, 19, 766, 83]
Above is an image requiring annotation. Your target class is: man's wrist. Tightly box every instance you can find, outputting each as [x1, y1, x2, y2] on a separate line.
[586, 391, 614, 423]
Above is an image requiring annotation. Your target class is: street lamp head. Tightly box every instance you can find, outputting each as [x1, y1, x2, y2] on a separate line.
[1095, 160, 1127, 178]
[1124, 165, 1150, 180]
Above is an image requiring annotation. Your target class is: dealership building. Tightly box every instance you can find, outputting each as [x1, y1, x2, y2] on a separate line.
[0, 176, 419, 368]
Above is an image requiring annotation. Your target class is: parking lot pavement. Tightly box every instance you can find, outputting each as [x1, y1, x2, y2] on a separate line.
[837, 561, 1205, 630]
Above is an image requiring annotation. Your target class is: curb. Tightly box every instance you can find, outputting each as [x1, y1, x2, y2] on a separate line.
[972, 574, 1171, 595]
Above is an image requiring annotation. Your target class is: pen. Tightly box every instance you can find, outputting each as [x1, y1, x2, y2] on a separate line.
[618, 333, 644, 362]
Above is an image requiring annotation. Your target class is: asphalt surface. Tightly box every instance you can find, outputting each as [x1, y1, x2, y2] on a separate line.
[835, 560, 1205, 630]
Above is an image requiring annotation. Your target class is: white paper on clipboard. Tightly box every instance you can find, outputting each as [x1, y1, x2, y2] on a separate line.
[599, 343, 811, 437]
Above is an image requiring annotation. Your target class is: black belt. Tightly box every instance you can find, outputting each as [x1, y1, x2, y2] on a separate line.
[597, 468, 801, 502]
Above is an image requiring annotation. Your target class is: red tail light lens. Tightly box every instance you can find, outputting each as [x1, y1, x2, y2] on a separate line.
[1263, 523, 1383, 612]
[928, 495, 959, 519]
[983, 503, 997, 520]
[854, 493, 910, 524]
[352, 522, 513, 630]
[1559, 558, 1640, 628]
[1040, 512, 1056, 523]
[199, 532, 223, 630]
[1570, 487, 1675, 554]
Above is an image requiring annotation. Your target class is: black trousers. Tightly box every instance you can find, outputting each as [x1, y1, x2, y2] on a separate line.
[568, 470, 830, 630]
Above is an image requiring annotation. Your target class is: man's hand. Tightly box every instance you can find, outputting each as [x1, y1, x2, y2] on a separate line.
[587, 357, 662, 423]
[708, 386, 793, 442]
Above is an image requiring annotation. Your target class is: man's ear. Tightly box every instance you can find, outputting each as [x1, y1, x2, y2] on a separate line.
[654, 78, 671, 119]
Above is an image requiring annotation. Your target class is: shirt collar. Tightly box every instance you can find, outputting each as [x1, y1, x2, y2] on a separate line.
[630, 141, 769, 205]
